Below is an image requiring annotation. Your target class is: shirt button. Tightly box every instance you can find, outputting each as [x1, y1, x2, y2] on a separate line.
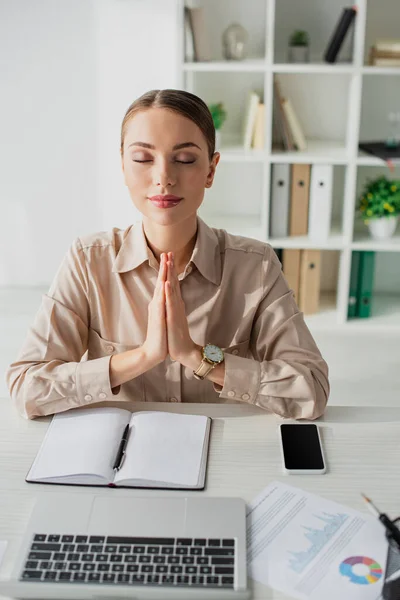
[242, 393, 250, 401]
[106, 345, 114, 354]
[227, 391, 235, 398]
[232, 349, 239, 355]
[99, 392, 107, 399]
[84, 394, 92, 401]
[170, 397, 178, 403]
[186, 265, 192, 274]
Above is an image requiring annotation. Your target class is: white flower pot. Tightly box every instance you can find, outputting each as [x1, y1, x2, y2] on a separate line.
[367, 215, 398, 240]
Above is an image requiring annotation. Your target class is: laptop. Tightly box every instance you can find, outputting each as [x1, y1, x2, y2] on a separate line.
[0, 493, 250, 599]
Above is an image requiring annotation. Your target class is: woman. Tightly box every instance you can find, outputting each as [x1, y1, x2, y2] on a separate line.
[6, 89, 329, 420]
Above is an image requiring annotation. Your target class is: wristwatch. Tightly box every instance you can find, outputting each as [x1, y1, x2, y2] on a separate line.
[193, 343, 224, 380]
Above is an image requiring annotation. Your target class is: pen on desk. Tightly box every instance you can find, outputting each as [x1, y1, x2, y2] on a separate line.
[113, 424, 130, 471]
[362, 493, 400, 550]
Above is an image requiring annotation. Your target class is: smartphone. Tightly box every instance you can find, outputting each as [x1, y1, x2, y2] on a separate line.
[279, 424, 326, 475]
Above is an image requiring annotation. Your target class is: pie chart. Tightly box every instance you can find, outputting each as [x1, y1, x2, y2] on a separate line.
[339, 556, 382, 585]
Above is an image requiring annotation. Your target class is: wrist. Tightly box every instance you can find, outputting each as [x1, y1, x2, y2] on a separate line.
[140, 344, 164, 369]
[177, 343, 203, 370]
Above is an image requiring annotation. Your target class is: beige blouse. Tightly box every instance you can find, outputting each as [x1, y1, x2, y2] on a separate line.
[6, 216, 329, 420]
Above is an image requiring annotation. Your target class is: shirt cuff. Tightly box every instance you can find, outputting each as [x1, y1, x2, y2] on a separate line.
[75, 355, 120, 405]
[213, 354, 260, 404]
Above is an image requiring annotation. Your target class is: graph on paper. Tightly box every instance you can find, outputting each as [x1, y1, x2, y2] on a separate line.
[288, 512, 349, 574]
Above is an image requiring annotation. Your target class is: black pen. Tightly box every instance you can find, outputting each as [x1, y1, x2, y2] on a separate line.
[113, 424, 130, 471]
[362, 493, 400, 550]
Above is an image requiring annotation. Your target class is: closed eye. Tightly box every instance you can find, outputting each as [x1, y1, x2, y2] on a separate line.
[133, 160, 195, 164]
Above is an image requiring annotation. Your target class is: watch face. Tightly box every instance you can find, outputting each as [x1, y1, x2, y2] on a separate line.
[204, 344, 224, 363]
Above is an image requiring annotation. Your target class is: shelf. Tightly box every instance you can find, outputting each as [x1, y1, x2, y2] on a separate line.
[357, 151, 400, 167]
[362, 66, 400, 76]
[269, 227, 345, 250]
[352, 231, 400, 252]
[198, 214, 265, 241]
[273, 62, 354, 74]
[183, 59, 266, 72]
[270, 139, 349, 164]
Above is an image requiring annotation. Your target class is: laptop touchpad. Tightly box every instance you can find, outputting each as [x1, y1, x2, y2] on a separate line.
[89, 496, 186, 537]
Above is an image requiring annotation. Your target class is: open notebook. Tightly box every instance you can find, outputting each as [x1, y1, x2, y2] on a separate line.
[26, 407, 211, 490]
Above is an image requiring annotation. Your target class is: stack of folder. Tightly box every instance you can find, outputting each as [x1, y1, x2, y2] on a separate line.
[348, 251, 376, 319]
[281, 248, 322, 315]
[269, 163, 334, 242]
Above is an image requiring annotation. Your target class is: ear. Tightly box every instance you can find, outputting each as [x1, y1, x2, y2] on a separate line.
[205, 152, 220, 189]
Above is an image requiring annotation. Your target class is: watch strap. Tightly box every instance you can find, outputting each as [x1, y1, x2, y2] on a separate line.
[193, 359, 215, 381]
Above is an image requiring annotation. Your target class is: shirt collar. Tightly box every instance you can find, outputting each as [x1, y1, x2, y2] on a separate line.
[112, 216, 221, 286]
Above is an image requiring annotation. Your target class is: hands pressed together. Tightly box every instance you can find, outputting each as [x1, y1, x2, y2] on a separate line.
[142, 252, 199, 367]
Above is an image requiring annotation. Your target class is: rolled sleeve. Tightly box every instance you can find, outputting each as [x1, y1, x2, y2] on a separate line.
[5, 238, 119, 419]
[214, 245, 329, 420]
[214, 353, 260, 404]
[75, 356, 115, 406]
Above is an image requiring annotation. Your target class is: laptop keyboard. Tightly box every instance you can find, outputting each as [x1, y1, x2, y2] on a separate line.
[20, 534, 235, 589]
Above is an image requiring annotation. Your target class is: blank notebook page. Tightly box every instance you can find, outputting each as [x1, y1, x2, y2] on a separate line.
[28, 408, 130, 481]
[115, 412, 208, 486]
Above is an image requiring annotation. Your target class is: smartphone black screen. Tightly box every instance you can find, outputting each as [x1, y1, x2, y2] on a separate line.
[280, 424, 324, 470]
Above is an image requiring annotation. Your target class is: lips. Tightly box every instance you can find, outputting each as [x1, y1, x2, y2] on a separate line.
[149, 195, 182, 202]
[149, 195, 183, 209]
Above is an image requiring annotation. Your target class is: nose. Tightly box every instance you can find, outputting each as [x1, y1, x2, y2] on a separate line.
[153, 159, 175, 189]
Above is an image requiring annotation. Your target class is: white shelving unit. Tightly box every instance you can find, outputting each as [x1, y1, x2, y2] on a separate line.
[177, 0, 400, 331]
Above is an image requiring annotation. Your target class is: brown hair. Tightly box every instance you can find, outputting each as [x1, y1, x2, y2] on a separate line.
[120, 89, 215, 161]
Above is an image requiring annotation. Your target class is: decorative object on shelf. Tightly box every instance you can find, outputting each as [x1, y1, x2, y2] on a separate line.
[357, 175, 400, 240]
[208, 103, 227, 150]
[369, 39, 400, 67]
[183, 7, 195, 62]
[386, 112, 400, 149]
[324, 6, 356, 63]
[288, 30, 309, 63]
[186, 6, 211, 62]
[222, 22, 248, 60]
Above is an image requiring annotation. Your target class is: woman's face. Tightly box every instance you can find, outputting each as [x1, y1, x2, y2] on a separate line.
[121, 107, 220, 227]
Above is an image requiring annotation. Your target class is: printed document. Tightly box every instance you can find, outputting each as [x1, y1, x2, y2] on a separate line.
[247, 481, 388, 599]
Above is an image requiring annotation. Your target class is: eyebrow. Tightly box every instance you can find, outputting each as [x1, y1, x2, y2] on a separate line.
[128, 141, 202, 151]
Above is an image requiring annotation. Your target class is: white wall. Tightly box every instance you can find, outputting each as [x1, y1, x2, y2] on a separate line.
[0, 0, 179, 287]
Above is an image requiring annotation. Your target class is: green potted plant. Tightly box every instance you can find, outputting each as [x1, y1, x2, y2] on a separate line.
[288, 30, 310, 63]
[357, 175, 400, 240]
[209, 102, 227, 150]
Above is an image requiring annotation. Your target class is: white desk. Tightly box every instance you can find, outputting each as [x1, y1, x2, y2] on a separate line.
[0, 399, 400, 599]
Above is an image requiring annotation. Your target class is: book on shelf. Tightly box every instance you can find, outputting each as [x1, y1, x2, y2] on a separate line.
[308, 164, 333, 242]
[357, 251, 376, 319]
[374, 39, 400, 54]
[289, 163, 311, 236]
[323, 6, 357, 63]
[186, 7, 211, 62]
[298, 249, 321, 315]
[273, 77, 295, 152]
[26, 407, 211, 490]
[251, 103, 265, 150]
[242, 91, 261, 151]
[281, 98, 307, 152]
[369, 45, 400, 66]
[270, 164, 291, 238]
[359, 141, 400, 163]
[348, 250, 361, 319]
[282, 249, 321, 314]
[273, 77, 307, 152]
